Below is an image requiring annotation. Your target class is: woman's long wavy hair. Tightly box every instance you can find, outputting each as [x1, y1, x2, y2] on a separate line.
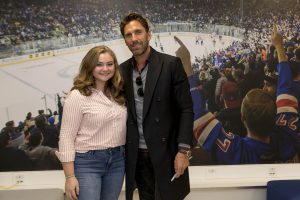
[72, 45, 125, 105]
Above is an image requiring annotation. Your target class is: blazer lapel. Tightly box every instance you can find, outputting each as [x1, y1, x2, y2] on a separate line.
[143, 49, 163, 121]
[123, 60, 137, 121]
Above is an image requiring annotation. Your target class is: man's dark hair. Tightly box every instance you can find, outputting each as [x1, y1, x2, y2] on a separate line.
[28, 128, 43, 148]
[120, 13, 149, 37]
[224, 61, 233, 69]
[38, 110, 44, 115]
[26, 112, 32, 120]
[5, 120, 14, 127]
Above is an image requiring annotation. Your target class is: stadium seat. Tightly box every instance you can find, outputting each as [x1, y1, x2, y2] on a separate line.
[267, 180, 300, 200]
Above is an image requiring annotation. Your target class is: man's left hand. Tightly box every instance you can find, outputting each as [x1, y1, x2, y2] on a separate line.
[174, 152, 189, 179]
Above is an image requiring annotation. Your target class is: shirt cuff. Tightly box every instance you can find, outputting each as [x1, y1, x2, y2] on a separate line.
[178, 143, 191, 151]
[55, 150, 75, 163]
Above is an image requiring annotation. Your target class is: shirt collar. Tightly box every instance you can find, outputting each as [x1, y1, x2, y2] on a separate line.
[131, 47, 153, 72]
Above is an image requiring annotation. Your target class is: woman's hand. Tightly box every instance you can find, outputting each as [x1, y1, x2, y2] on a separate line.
[65, 177, 79, 200]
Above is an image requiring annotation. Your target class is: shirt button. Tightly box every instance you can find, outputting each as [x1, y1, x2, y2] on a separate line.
[155, 118, 160, 123]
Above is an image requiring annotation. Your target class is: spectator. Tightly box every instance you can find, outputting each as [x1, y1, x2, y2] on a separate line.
[0, 131, 33, 171]
[192, 24, 299, 164]
[216, 81, 247, 137]
[1, 120, 24, 148]
[205, 68, 220, 113]
[263, 73, 278, 99]
[21, 127, 61, 170]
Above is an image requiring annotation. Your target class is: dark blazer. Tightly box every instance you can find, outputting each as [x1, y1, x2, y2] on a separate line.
[120, 48, 194, 200]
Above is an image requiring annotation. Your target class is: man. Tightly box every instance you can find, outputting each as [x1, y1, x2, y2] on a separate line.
[263, 73, 278, 100]
[215, 61, 234, 108]
[1, 120, 24, 148]
[0, 130, 34, 171]
[119, 13, 193, 200]
[216, 81, 247, 137]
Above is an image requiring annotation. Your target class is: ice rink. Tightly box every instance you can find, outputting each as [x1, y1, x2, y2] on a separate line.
[0, 32, 239, 126]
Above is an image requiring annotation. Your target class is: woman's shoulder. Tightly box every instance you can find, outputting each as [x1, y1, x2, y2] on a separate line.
[64, 89, 87, 104]
[66, 89, 85, 98]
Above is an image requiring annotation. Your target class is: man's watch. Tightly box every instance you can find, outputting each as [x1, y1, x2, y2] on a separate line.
[179, 149, 192, 159]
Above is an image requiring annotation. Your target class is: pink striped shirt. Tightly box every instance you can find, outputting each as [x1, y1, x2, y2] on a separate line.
[56, 89, 127, 162]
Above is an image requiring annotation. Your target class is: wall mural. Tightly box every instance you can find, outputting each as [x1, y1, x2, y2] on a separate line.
[0, 0, 299, 171]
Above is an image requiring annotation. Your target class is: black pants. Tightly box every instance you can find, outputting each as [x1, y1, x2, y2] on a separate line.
[135, 149, 162, 200]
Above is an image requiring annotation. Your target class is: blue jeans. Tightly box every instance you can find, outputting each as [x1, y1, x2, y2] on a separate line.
[74, 146, 125, 200]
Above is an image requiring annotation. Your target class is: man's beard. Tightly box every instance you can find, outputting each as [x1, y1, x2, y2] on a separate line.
[130, 40, 149, 57]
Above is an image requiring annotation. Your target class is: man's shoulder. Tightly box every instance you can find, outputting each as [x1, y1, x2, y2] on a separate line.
[119, 58, 132, 68]
[154, 50, 177, 61]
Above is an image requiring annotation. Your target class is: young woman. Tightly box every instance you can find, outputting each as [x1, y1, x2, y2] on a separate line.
[56, 45, 127, 200]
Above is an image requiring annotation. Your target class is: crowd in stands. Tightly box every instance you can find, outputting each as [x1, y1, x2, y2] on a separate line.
[0, 95, 63, 171]
[190, 25, 300, 164]
[0, 0, 300, 169]
[0, 0, 299, 46]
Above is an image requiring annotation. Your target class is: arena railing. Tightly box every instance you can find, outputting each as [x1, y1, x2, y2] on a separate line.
[0, 23, 244, 59]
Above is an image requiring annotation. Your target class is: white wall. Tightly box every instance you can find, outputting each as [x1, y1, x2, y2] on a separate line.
[1, 164, 300, 200]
